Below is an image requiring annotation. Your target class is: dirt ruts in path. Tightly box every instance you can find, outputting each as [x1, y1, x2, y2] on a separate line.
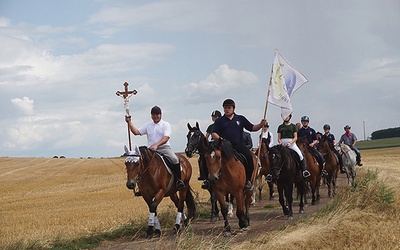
[97, 174, 347, 250]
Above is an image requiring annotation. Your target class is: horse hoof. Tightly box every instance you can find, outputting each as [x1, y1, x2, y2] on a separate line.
[173, 224, 180, 234]
[299, 209, 304, 214]
[311, 201, 316, 205]
[210, 216, 219, 222]
[288, 215, 294, 220]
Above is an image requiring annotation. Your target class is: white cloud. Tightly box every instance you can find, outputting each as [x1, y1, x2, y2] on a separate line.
[11, 97, 34, 115]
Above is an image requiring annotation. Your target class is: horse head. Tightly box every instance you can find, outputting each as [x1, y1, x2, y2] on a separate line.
[185, 122, 203, 158]
[296, 136, 308, 152]
[124, 145, 142, 190]
[269, 145, 291, 178]
[206, 138, 237, 183]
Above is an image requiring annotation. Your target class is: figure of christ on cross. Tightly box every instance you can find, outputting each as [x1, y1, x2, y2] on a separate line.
[116, 82, 137, 151]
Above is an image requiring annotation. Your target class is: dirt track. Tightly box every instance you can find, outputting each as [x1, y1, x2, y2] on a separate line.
[97, 173, 349, 250]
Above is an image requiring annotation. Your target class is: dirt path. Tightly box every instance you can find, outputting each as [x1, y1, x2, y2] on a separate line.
[97, 174, 348, 250]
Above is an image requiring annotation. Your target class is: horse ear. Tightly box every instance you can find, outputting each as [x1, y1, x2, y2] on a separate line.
[187, 123, 192, 130]
[135, 145, 140, 153]
[196, 121, 200, 130]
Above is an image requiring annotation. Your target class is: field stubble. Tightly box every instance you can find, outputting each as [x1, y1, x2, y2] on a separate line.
[1, 147, 399, 249]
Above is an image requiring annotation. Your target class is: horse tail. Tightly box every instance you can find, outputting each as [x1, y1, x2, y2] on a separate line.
[185, 185, 196, 220]
[296, 178, 309, 196]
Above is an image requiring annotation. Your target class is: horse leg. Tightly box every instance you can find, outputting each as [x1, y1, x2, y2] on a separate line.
[226, 194, 234, 217]
[209, 187, 219, 222]
[215, 190, 231, 236]
[268, 182, 274, 200]
[235, 191, 248, 229]
[146, 199, 160, 238]
[286, 184, 294, 219]
[278, 183, 289, 216]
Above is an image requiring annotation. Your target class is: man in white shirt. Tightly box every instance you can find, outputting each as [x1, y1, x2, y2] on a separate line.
[125, 106, 185, 190]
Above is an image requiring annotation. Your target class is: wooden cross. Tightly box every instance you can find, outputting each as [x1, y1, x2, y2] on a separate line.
[116, 82, 137, 99]
[116, 82, 138, 151]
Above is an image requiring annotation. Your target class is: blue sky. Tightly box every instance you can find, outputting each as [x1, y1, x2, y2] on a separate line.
[1, 0, 399, 158]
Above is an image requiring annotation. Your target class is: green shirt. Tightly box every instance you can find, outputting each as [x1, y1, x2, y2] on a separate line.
[277, 123, 297, 139]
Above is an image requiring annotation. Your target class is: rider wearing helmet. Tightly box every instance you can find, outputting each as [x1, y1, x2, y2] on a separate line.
[321, 124, 345, 173]
[298, 116, 327, 176]
[212, 98, 266, 190]
[200, 110, 222, 189]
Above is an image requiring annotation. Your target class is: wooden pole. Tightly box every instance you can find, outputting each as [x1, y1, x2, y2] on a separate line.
[116, 82, 137, 151]
[257, 75, 273, 161]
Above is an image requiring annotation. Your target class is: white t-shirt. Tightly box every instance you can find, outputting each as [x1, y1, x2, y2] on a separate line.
[261, 131, 274, 147]
[138, 119, 171, 148]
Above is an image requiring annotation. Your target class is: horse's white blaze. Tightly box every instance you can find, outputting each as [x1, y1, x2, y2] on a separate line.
[211, 151, 215, 158]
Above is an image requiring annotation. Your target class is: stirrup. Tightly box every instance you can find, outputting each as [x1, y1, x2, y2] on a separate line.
[303, 170, 311, 178]
[265, 174, 273, 183]
[321, 169, 328, 177]
[134, 191, 142, 196]
[176, 180, 185, 190]
[357, 162, 363, 166]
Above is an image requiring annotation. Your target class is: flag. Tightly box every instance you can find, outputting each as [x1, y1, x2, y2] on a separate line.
[268, 50, 308, 119]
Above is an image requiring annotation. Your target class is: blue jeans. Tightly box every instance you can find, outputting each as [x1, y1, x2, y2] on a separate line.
[350, 146, 361, 162]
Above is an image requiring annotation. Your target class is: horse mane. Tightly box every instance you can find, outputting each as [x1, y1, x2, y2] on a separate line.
[139, 146, 152, 164]
[211, 139, 235, 160]
[262, 137, 270, 148]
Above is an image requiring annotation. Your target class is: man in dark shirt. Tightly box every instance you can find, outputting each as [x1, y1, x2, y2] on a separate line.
[297, 116, 327, 176]
[212, 99, 266, 190]
[321, 124, 345, 173]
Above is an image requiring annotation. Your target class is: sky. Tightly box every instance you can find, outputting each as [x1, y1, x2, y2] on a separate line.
[1, 0, 399, 158]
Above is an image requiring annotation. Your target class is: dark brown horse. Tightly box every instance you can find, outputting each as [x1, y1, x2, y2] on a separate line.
[297, 136, 321, 205]
[256, 136, 275, 201]
[268, 144, 308, 219]
[204, 138, 256, 236]
[185, 122, 220, 221]
[318, 139, 339, 197]
[125, 145, 196, 237]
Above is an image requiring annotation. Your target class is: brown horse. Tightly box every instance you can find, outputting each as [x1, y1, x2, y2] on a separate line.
[125, 145, 196, 237]
[204, 138, 256, 236]
[317, 139, 339, 197]
[297, 136, 321, 205]
[256, 136, 275, 201]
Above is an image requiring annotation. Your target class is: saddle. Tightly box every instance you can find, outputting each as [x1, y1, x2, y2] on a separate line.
[233, 151, 248, 168]
[288, 148, 301, 169]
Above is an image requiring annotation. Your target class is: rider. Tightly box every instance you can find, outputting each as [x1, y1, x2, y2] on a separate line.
[266, 113, 310, 182]
[321, 124, 345, 173]
[212, 99, 266, 190]
[297, 116, 327, 177]
[200, 110, 222, 189]
[339, 125, 363, 166]
[125, 106, 185, 191]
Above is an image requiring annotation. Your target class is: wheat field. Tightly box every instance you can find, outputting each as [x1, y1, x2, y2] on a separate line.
[0, 156, 209, 247]
[1, 148, 399, 248]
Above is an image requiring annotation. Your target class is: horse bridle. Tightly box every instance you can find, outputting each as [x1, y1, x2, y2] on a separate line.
[127, 150, 156, 183]
[186, 130, 201, 155]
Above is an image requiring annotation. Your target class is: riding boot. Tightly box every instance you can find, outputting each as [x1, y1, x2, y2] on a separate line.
[300, 159, 311, 179]
[356, 155, 363, 166]
[244, 164, 253, 190]
[201, 179, 210, 189]
[172, 163, 185, 190]
[197, 155, 208, 180]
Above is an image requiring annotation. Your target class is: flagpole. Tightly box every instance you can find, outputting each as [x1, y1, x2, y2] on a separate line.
[257, 64, 274, 161]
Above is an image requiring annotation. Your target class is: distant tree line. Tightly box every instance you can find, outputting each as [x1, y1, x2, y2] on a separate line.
[371, 127, 400, 140]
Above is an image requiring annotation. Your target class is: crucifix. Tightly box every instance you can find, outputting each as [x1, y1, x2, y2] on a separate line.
[116, 82, 137, 151]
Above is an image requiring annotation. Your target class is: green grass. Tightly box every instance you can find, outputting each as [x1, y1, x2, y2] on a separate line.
[356, 137, 400, 150]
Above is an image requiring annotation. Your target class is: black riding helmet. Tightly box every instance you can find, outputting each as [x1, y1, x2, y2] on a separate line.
[211, 110, 221, 117]
[323, 124, 330, 130]
[301, 115, 309, 121]
[222, 98, 235, 108]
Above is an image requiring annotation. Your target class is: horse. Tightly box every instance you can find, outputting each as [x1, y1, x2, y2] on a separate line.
[335, 142, 357, 185]
[317, 139, 339, 197]
[268, 144, 308, 219]
[297, 136, 321, 205]
[124, 145, 196, 237]
[185, 122, 235, 220]
[204, 138, 256, 236]
[185, 122, 221, 221]
[256, 136, 275, 201]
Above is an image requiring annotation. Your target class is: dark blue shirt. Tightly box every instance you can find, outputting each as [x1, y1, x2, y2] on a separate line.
[298, 126, 317, 144]
[213, 113, 253, 146]
[321, 133, 335, 146]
